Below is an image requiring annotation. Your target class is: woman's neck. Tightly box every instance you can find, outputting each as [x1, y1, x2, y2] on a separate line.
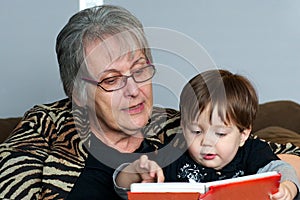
[90, 126, 144, 153]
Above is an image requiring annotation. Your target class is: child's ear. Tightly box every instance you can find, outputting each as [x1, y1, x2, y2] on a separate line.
[239, 127, 251, 147]
[180, 120, 186, 136]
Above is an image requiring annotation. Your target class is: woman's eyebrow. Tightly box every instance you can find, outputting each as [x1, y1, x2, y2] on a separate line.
[96, 57, 147, 77]
[97, 69, 121, 78]
[132, 57, 147, 66]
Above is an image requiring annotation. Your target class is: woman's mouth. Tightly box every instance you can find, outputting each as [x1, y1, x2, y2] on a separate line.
[122, 103, 144, 114]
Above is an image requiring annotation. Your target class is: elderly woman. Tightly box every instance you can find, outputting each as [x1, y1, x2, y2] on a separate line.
[0, 5, 299, 200]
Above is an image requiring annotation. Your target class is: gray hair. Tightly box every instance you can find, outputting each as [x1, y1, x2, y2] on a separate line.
[56, 5, 152, 100]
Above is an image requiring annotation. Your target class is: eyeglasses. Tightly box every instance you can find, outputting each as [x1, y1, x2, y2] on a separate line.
[82, 64, 156, 92]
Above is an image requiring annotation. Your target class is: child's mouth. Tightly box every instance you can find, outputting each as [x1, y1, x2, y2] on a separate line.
[203, 154, 216, 160]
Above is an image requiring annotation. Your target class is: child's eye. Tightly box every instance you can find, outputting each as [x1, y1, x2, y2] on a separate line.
[191, 130, 202, 135]
[215, 132, 226, 137]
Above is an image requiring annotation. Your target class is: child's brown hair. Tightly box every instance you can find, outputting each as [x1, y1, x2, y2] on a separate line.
[180, 69, 258, 132]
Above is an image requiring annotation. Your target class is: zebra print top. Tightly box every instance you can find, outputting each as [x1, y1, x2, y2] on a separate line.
[0, 98, 299, 199]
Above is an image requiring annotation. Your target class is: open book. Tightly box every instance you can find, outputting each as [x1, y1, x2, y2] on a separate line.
[128, 171, 281, 200]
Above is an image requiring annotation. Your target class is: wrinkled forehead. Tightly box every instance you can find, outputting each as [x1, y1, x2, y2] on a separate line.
[83, 31, 145, 75]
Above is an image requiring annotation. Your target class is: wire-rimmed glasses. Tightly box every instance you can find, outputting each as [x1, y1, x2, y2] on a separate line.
[82, 64, 156, 92]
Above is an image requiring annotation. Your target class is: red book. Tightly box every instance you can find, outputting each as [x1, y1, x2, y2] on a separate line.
[128, 171, 281, 200]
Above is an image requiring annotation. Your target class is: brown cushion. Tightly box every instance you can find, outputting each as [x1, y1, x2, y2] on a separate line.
[253, 100, 300, 133]
[253, 126, 300, 147]
[0, 117, 21, 143]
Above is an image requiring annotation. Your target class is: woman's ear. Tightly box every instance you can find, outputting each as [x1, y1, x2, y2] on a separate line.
[72, 87, 88, 107]
[239, 127, 251, 147]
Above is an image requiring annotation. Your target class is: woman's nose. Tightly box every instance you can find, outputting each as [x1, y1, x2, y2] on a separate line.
[123, 77, 140, 97]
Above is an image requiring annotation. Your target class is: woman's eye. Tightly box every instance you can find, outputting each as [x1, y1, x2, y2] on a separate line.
[133, 68, 145, 76]
[102, 77, 120, 85]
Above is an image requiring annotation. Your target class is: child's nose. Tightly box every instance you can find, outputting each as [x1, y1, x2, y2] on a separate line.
[201, 131, 219, 146]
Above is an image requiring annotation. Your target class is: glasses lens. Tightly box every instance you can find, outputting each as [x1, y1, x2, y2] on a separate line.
[133, 65, 155, 83]
[99, 65, 155, 92]
[100, 76, 125, 91]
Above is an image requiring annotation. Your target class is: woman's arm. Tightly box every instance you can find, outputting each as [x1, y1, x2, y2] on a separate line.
[0, 108, 51, 199]
[116, 155, 165, 189]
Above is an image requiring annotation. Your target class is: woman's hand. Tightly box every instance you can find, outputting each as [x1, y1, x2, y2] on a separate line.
[270, 181, 298, 200]
[133, 155, 165, 183]
[116, 155, 165, 188]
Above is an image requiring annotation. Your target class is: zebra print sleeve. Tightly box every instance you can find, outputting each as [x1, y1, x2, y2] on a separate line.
[0, 107, 52, 199]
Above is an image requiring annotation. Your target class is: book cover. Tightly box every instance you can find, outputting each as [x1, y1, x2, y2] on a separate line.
[128, 171, 281, 200]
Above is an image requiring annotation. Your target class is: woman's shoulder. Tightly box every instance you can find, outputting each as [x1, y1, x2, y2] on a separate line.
[144, 106, 181, 136]
[151, 106, 180, 119]
[143, 106, 185, 150]
[32, 98, 72, 114]
[23, 98, 73, 122]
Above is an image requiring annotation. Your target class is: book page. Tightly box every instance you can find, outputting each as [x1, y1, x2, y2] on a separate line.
[131, 182, 206, 193]
[130, 171, 280, 194]
[204, 171, 279, 188]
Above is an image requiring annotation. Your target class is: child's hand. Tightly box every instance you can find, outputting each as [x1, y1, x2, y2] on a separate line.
[270, 181, 298, 200]
[116, 155, 165, 188]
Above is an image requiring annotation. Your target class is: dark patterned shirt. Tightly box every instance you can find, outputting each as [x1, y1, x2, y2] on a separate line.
[163, 138, 279, 183]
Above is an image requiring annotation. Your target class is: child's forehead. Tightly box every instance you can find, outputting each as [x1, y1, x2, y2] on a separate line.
[194, 103, 231, 124]
[185, 120, 234, 131]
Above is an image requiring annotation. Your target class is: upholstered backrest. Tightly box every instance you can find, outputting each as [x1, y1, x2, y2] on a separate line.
[0, 117, 21, 143]
[253, 100, 300, 133]
[1, 100, 300, 144]
[252, 100, 300, 146]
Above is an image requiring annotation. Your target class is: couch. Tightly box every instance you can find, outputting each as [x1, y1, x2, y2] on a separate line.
[1, 100, 300, 146]
[252, 100, 300, 147]
[1, 101, 300, 182]
[0, 117, 21, 143]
